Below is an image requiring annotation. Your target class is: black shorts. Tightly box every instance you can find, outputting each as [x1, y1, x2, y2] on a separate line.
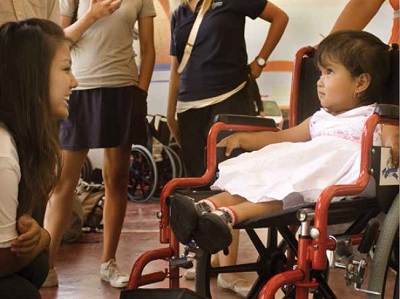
[59, 86, 148, 150]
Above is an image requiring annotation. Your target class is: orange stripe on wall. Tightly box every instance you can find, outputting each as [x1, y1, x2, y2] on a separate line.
[264, 60, 293, 72]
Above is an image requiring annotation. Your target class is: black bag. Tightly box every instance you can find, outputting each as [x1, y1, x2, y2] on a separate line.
[120, 288, 209, 299]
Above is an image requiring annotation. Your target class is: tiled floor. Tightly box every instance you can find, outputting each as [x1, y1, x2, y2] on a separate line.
[39, 200, 396, 299]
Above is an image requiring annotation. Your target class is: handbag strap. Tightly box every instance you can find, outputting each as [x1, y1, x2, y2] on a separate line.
[177, 0, 209, 74]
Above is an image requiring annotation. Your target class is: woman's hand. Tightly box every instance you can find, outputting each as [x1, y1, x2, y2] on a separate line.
[382, 125, 399, 168]
[11, 215, 41, 256]
[217, 133, 244, 157]
[248, 61, 263, 79]
[88, 0, 123, 20]
[167, 117, 181, 146]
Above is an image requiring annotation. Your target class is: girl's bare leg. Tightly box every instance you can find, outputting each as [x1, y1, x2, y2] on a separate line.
[45, 149, 89, 270]
[230, 200, 283, 223]
[101, 145, 131, 263]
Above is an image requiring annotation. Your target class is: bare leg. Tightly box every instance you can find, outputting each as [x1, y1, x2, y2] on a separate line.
[101, 145, 131, 263]
[208, 192, 283, 223]
[210, 193, 283, 290]
[45, 149, 89, 270]
[230, 200, 283, 223]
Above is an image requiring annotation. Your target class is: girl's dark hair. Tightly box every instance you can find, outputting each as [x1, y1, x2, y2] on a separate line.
[316, 30, 391, 105]
[0, 19, 67, 217]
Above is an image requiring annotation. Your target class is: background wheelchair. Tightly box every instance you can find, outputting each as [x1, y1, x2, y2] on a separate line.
[121, 45, 399, 299]
[128, 114, 183, 202]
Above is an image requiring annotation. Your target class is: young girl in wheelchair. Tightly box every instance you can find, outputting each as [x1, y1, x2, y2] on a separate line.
[170, 30, 399, 257]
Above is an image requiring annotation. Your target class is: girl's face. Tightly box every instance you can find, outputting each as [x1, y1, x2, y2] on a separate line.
[49, 42, 78, 119]
[317, 59, 361, 115]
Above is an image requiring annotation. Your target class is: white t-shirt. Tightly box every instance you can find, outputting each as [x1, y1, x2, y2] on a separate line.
[0, 125, 20, 248]
[60, 0, 156, 90]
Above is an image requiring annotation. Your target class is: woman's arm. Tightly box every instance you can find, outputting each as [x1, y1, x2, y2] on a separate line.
[62, 0, 123, 42]
[218, 117, 312, 156]
[249, 1, 289, 78]
[0, 217, 50, 277]
[137, 16, 155, 92]
[166, 56, 181, 146]
[381, 124, 399, 167]
[329, 0, 384, 34]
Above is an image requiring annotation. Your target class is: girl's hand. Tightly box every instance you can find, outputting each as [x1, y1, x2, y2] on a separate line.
[88, 0, 123, 20]
[11, 215, 41, 256]
[217, 133, 243, 157]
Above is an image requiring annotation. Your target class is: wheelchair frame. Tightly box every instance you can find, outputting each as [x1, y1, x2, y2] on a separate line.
[125, 46, 399, 298]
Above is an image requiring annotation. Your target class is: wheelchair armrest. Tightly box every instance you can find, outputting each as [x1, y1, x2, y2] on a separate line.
[374, 104, 399, 119]
[214, 114, 277, 128]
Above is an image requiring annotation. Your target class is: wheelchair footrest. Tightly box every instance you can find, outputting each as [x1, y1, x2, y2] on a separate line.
[120, 288, 210, 299]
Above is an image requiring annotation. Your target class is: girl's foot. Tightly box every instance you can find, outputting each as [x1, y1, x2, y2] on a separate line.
[193, 210, 232, 254]
[170, 195, 199, 244]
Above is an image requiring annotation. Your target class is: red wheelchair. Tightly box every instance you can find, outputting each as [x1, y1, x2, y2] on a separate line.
[121, 44, 399, 299]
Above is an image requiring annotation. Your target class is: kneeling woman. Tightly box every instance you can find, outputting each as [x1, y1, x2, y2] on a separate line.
[0, 19, 77, 298]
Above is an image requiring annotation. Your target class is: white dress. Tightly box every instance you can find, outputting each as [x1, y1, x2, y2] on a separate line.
[211, 105, 381, 203]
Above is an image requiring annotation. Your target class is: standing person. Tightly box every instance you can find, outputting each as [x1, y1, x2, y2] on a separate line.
[330, 0, 399, 44]
[167, 0, 288, 178]
[0, 0, 60, 24]
[167, 0, 288, 296]
[43, 0, 156, 288]
[169, 30, 398, 296]
[0, 18, 78, 298]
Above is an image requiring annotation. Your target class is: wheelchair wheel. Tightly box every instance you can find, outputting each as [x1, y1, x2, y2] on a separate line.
[195, 250, 212, 298]
[164, 145, 183, 178]
[127, 145, 158, 202]
[80, 156, 93, 182]
[152, 145, 177, 199]
[367, 193, 399, 299]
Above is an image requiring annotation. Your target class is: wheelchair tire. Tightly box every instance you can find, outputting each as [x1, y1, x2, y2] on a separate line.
[164, 145, 183, 178]
[195, 250, 212, 299]
[80, 156, 93, 182]
[128, 145, 158, 202]
[367, 193, 399, 299]
[151, 145, 177, 199]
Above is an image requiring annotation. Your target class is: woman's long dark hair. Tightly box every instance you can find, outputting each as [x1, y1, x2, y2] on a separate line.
[0, 19, 67, 217]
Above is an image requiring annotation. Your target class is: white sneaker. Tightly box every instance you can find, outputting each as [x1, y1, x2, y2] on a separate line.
[100, 259, 129, 288]
[183, 267, 195, 280]
[42, 268, 59, 287]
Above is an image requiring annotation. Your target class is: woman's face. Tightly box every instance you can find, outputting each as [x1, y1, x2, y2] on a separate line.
[49, 42, 78, 119]
[317, 59, 361, 115]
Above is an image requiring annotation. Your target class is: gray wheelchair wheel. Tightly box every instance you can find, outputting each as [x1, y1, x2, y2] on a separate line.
[367, 193, 399, 299]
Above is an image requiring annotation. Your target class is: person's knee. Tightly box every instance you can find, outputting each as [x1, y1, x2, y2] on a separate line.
[102, 167, 129, 190]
